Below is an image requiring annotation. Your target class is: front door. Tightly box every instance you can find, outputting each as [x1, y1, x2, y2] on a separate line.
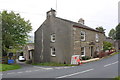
[90, 46, 94, 57]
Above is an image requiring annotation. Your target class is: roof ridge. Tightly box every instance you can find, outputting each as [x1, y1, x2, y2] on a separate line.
[56, 17, 104, 33]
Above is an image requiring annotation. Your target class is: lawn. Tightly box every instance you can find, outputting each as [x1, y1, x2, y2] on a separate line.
[32, 62, 76, 66]
[0, 64, 21, 71]
[114, 76, 120, 80]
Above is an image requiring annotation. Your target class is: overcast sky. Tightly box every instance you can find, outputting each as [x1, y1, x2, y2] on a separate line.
[0, 0, 119, 37]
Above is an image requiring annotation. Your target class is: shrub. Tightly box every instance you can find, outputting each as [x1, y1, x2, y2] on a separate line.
[103, 41, 112, 51]
[82, 56, 91, 60]
[26, 60, 32, 64]
[99, 51, 105, 58]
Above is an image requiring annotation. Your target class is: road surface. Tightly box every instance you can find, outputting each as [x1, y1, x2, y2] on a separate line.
[1, 54, 119, 79]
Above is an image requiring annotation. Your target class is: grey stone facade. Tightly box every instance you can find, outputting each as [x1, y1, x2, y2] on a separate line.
[34, 9, 105, 64]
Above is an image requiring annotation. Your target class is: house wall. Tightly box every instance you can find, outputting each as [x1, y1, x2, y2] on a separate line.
[34, 10, 105, 64]
[73, 27, 105, 58]
[50, 18, 73, 64]
[34, 19, 51, 63]
[34, 16, 73, 64]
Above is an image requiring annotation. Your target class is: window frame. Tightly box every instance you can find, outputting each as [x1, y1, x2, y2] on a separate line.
[80, 31, 86, 41]
[95, 34, 99, 42]
[81, 47, 85, 57]
[51, 33, 56, 42]
[51, 47, 56, 57]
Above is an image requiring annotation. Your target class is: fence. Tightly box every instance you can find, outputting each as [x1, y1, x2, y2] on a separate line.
[0, 56, 8, 64]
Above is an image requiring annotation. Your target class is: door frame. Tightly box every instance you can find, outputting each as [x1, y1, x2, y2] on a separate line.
[90, 46, 94, 57]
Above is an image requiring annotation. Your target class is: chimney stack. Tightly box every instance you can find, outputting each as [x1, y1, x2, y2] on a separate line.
[78, 18, 85, 24]
[47, 8, 56, 18]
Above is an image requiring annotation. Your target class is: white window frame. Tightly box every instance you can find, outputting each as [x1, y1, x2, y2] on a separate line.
[51, 33, 56, 42]
[81, 47, 85, 57]
[96, 34, 99, 42]
[51, 47, 56, 56]
[96, 47, 99, 52]
[81, 31, 86, 41]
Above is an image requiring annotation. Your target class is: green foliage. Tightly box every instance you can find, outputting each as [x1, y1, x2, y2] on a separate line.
[0, 64, 21, 71]
[26, 60, 32, 64]
[32, 62, 75, 66]
[96, 26, 106, 33]
[1, 10, 32, 54]
[103, 41, 112, 51]
[116, 23, 120, 40]
[114, 76, 120, 80]
[82, 56, 91, 60]
[108, 28, 116, 39]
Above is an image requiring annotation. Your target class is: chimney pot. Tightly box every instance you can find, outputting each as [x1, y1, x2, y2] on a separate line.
[78, 18, 85, 24]
[47, 8, 56, 18]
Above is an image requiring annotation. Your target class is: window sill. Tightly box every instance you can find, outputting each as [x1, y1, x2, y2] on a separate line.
[51, 55, 56, 57]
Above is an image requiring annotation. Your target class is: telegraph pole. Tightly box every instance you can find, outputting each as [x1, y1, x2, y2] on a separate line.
[56, 0, 57, 12]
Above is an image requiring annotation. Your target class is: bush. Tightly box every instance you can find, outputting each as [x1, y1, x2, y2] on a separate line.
[103, 41, 112, 51]
[82, 56, 91, 60]
[99, 51, 106, 58]
[26, 60, 32, 64]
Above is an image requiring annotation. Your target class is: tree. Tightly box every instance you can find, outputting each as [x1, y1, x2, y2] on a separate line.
[96, 26, 106, 33]
[108, 28, 116, 39]
[1, 11, 32, 54]
[103, 41, 112, 51]
[116, 23, 120, 40]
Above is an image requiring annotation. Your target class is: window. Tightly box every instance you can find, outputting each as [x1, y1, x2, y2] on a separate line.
[81, 31, 85, 41]
[81, 47, 85, 57]
[51, 47, 56, 56]
[96, 47, 99, 52]
[96, 34, 99, 42]
[51, 33, 55, 42]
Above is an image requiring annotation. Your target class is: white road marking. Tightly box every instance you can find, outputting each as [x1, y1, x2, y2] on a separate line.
[54, 67, 70, 69]
[25, 70, 32, 72]
[34, 66, 53, 70]
[34, 70, 40, 71]
[55, 67, 62, 69]
[63, 67, 70, 69]
[104, 61, 118, 67]
[17, 72, 23, 73]
[56, 68, 94, 78]
[7, 72, 15, 75]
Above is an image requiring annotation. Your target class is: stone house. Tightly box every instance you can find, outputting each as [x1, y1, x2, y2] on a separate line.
[23, 43, 34, 61]
[34, 9, 105, 64]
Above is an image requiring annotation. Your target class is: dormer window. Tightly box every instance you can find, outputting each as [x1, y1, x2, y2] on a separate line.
[51, 33, 56, 42]
[96, 34, 99, 42]
[81, 31, 86, 41]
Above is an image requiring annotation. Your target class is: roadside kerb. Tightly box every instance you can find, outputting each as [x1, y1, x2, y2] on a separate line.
[82, 58, 100, 63]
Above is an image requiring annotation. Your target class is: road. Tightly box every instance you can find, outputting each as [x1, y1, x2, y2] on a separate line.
[1, 54, 119, 79]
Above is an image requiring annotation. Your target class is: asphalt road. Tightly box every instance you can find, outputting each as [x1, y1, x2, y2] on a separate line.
[1, 54, 119, 78]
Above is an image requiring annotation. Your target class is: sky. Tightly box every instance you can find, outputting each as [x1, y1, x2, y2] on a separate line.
[0, 0, 119, 37]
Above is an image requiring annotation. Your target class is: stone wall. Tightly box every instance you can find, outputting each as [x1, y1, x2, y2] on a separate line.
[73, 27, 105, 58]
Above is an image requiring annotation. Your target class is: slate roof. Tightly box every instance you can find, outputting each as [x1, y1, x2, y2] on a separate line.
[56, 17, 104, 33]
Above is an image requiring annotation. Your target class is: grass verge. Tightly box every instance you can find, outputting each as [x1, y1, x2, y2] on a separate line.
[0, 64, 21, 72]
[114, 76, 120, 80]
[32, 62, 76, 66]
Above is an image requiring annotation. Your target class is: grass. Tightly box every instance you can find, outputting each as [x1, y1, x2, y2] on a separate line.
[110, 52, 119, 56]
[32, 62, 76, 66]
[0, 64, 21, 71]
[114, 76, 120, 80]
